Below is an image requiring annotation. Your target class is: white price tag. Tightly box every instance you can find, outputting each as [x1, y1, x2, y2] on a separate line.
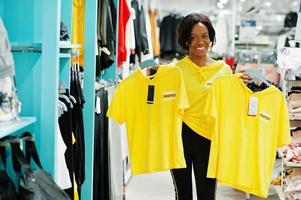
[95, 97, 101, 114]
[248, 96, 258, 116]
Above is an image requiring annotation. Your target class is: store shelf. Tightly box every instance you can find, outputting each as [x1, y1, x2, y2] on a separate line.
[284, 161, 301, 168]
[59, 53, 71, 58]
[59, 41, 81, 49]
[287, 80, 301, 87]
[290, 119, 301, 127]
[0, 117, 36, 138]
[273, 185, 285, 200]
[11, 42, 42, 53]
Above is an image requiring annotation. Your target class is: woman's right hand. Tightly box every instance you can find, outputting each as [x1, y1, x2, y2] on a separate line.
[237, 69, 252, 85]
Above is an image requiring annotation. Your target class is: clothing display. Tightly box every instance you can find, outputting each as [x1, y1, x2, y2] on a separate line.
[3, 0, 300, 199]
[93, 87, 110, 200]
[72, 0, 85, 66]
[203, 75, 291, 198]
[170, 56, 232, 140]
[149, 10, 160, 57]
[58, 93, 76, 199]
[117, 0, 131, 67]
[131, 0, 149, 61]
[96, 0, 117, 74]
[107, 86, 123, 200]
[288, 93, 301, 119]
[107, 65, 189, 175]
[70, 67, 86, 195]
[159, 13, 184, 59]
[55, 124, 72, 190]
[277, 47, 301, 74]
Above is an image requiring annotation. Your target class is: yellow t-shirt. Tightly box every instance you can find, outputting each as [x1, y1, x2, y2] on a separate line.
[107, 65, 189, 175]
[204, 75, 291, 198]
[172, 56, 232, 139]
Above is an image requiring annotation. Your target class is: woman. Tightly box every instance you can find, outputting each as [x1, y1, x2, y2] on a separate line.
[170, 13, 248, 200]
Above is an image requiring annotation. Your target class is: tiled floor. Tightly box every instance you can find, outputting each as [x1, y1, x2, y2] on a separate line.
[125, 171, 280, 200]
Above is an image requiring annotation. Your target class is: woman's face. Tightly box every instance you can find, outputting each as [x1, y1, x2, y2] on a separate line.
[188, 22, 211, 58]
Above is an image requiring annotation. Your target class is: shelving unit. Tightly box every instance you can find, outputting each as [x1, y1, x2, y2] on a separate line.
[274, 78, 301, 200]
[273, 185, 285, 200]
[0, 117, 36, 138]
[1, 0, 112, 199]
[11, 42, 42, 53]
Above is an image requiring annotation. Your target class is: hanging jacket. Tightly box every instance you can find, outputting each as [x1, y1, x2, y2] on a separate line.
[159, 14, 184, 58]
[96, 0, 117, 75]
[131, 0, 149, 61]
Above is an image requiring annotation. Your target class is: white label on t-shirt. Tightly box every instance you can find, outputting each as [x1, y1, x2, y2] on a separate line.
[248, 97, 258, 116]
[96, 97, 101, 114]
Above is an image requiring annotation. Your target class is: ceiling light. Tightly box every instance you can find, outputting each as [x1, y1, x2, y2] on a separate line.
[264, 1, 272, 7]
[276, 15, 282, 22]
[292, 1, 298, 6]
[217, 2, 224, 8]
[220, 0, 228, 4]
[240, 0, 246, 2]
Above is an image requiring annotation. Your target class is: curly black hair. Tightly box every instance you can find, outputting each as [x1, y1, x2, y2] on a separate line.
[177, 13, 216, 50]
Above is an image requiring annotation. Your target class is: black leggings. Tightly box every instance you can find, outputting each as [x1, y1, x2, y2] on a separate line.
[171, 123, 216, 200]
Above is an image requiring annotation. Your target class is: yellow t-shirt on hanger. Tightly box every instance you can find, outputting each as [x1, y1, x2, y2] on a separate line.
[107, 65, 189, 175]
[203, 75, 291, 198]
[72, 0, 85, 66]
[171, 56, 233, 140]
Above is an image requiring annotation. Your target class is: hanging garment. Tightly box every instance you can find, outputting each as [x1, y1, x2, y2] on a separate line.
[93, 88, 110, 200]
[59, 94, 75, 200]
[108, 86, 123, 200]
[170, 56, 232, 140]
[159, 14, 184, 59]
[203, 75, 290, 198]
[70, 69, 85, 195]
[96, 0, 116, 74]
[131, 0, 149, 61]
[143, 4, 153, 58]
[107, 65, 189, 175]
[122, 0, 136, 79]
[72, 0, 85, 66]
[117, 0, 131, 67]
[149, 10, 160, 57]
[277, 47, 301, 74]
[55, 124, 72, 190]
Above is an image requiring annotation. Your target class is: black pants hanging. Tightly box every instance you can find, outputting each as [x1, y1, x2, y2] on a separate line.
[93, 88, 110, 200]
[171, 123, 216, 200]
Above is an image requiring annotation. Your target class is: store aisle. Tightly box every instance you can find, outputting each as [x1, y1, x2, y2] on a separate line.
[125, 171, 280, 200]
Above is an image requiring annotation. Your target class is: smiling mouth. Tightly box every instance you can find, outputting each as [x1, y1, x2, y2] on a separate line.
[196, 47, 206, 51]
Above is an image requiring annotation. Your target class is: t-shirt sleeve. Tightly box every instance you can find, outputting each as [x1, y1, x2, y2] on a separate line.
[178, 69, 189, 112]
[277, 95, 291, 147]
[106, 84, 126, 124]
